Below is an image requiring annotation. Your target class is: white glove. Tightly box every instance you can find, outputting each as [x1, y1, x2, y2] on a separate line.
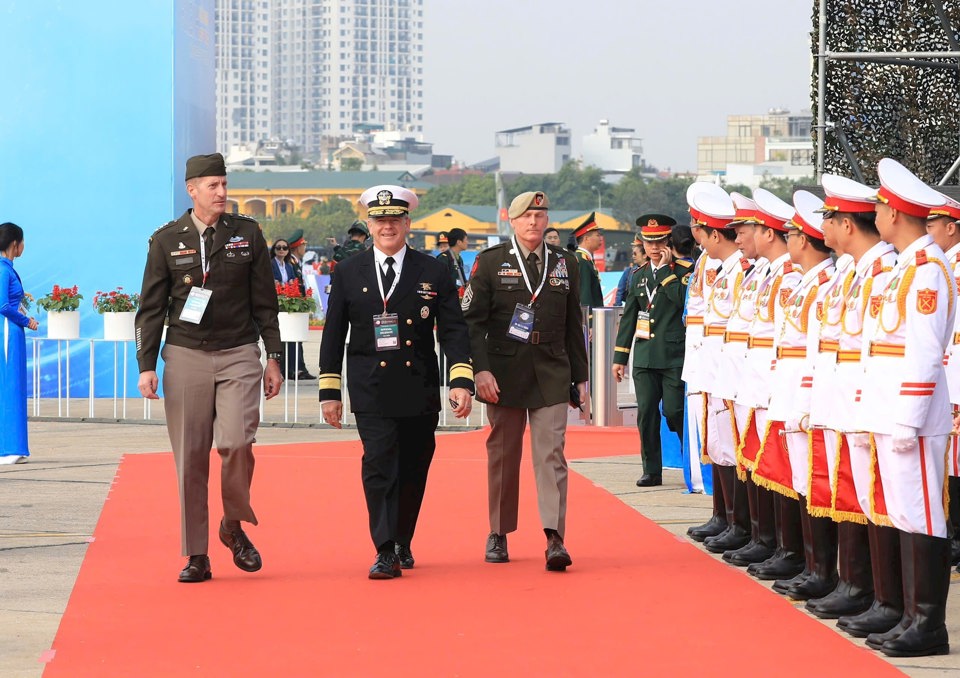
[891, 423, 918, 454]
[848, 432, 870, 450]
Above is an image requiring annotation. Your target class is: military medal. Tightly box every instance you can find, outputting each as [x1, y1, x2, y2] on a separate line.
[183, 274, 193, 285]
[421, 306, 429, 319]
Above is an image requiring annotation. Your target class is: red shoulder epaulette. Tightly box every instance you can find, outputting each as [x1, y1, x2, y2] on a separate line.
[915, 249, 928, 266]
[783, 261, 793, 274]
[872, 257, 882, 277]
[740, 258, 751, 271]
[818, 270, 830, 285]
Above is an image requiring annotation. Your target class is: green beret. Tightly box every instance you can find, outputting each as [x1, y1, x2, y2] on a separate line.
[185, 153, 226, 181]
[508, 191, 549, 219]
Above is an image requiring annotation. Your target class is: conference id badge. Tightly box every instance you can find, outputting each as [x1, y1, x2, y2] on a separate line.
[374, 313, 400, 351]
[179, 286, 212, 324]
[634, 311, 651, 340]
[507, 303, 535, 343]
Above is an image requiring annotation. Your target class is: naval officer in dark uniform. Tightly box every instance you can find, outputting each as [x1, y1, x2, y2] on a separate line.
[612, 215, 690, 487]
[462, 190, 589, 571]
[318, 184, 475, 579]
[135, 152, 283, 583]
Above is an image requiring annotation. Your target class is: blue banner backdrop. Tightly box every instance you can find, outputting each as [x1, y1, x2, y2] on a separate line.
[0, 0, 215, 398]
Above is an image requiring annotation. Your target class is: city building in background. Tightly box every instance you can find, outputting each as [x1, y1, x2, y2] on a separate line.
[495, 122, 572, 174]
[581, 120, 644, 173]
[696, 108, 813, 187]
[216, 0, 424, 161]
[216, 0, 273, 153]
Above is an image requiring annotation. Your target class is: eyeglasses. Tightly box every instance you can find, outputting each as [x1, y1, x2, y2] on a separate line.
[275, 245, 289, 251]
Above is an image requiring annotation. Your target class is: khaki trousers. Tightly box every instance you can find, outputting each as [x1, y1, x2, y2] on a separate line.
[162, 343, 262, 556]
[486, 401, 568, 538]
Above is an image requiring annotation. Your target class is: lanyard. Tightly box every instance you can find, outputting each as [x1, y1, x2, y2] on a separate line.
[642, 264, 661, 309]
[375, 254, 402, 313]
[512, 237, 549, 303]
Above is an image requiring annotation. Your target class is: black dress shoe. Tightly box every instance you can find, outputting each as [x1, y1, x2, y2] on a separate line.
[395, 543, 415, 569]
[749, 550, 806, 581]
[219, 521, 262, 572]
[369, 551, 402, 579]
[704, 525, 750, 554]
[687, 515, 728, 542]
[636, 474, 662, 487]
[545, 534, 572, 571]
[178, 555, 211, 583]
[485, 532, 509, 563]
[724, 540, 776, 567]
[295, 370, 317, 380]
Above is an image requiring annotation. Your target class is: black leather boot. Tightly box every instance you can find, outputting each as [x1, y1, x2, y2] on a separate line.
[751, 492, 805, 580]
[840, 525, 903, 638]
[785, 506, 838, 600]
[773, 496, 813, 593]
[879, 532, 950, 657]
[807, 521, 873, 618]
[725, 475, 776, 566]
[866, 529, 912, 649]
[705, 466, 750, 553]
[688, 465, 728, 542]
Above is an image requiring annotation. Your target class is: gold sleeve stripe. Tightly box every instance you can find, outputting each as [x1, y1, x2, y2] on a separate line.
[660, 274, 677, 286]
[449, 363, 474, 381]
[615, 347, 631, 353]
[318, 374, 342, 390]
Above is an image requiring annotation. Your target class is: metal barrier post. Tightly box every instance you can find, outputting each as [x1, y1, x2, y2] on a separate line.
[591, 307, 623, 427]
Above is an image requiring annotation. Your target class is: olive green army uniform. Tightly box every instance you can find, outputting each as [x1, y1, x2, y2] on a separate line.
[612, 259, 691, 476]
[135, 210, 281, 556]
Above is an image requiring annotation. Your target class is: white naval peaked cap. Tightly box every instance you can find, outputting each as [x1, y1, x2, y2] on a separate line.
[691, 190, 736, 229]
[359, 184, 419, 216]
[873, 158, 945, 218]
[929, 190, 960, 221]
[686, 181, 729, 208]
[752, 188, 794, 232]
[730, 192, 760, 223]
[789, 190, 826, 240]
[817, 174, 877, 213]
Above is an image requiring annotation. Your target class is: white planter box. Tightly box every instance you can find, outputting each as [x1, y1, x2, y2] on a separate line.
[103, 311, 136, 342]
[46, 310, 80, 340]
[277, 312, 310, 342]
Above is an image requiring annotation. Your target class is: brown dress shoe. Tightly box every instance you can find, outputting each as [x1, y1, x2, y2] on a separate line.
[219, 520, 262, 572]
[546, 534, 572, 571]
[485, 532, 509, 563]
[178, 555, 211, 583]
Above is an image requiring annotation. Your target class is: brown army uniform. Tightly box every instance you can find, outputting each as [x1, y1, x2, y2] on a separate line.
[136, 210, 281, 556]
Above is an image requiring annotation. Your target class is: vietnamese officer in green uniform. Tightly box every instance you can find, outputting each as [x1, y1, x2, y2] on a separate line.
[612, 215, 691, 487]
[572, 212, 604, 315]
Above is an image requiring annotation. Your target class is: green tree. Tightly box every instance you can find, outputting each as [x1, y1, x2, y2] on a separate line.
[261, 198, 358, 246]
[758, 175, 815, 201]
[340, 157, 363, 171]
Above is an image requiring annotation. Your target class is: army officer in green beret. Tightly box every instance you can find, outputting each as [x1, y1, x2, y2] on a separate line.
[612, 214, 691, 487]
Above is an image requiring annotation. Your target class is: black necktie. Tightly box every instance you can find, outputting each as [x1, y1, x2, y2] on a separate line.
[203, 226, 215, 259]
[382, 256, 396, 290]
[526, 251, 540, 280]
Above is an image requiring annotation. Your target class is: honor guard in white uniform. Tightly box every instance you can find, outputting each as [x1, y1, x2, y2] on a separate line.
[814, 174, 897, 624]
[752, 190, 836, 599]
[728, 189, 801, 571]
[683, 182, 727, 541]
[693, 190, 757, 555]
[925, 192, 960, 569]
[857, 158, 953, 658]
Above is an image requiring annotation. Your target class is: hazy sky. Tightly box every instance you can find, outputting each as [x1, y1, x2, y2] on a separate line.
[423, 0, 814, 172]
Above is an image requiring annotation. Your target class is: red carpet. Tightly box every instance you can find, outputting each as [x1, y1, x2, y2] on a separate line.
[43, 428, 901, 677]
